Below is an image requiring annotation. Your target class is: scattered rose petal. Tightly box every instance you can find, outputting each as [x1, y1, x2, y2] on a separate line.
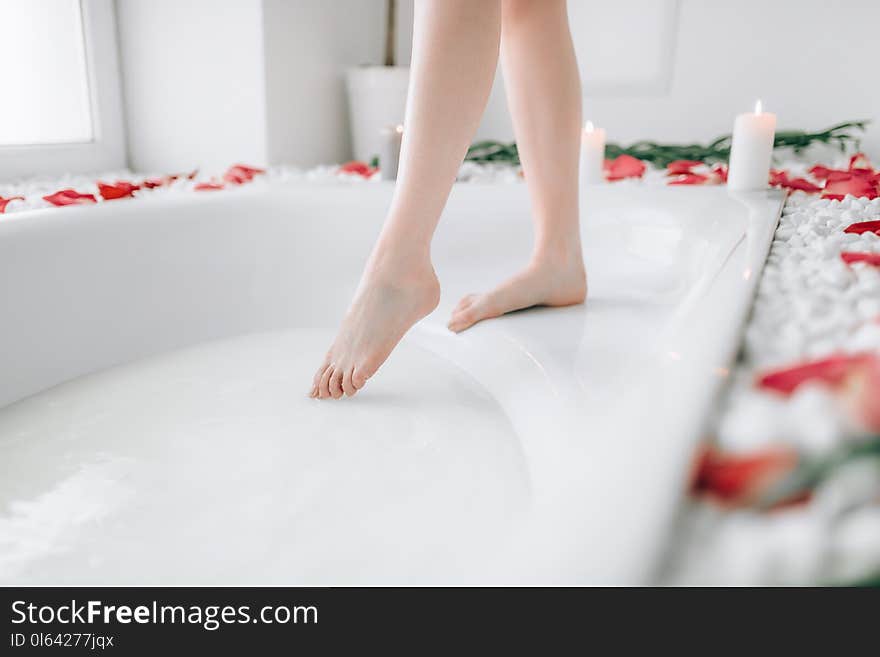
[692, 444, 800, 507]
[604, 154, 646, 181]
[825, 169, 858, 182]
[223, 163, 266, 185]
[841, 251, 880, 268]
[782, 177, 822, 194]
[97, 181, 140, 200]
[843, 220, 880, 236]
[145, 173, 184, 188]
[666, 160, 703, 176]
[756, 352, 875, 396]
[849, 152, 873, 171]
[187, 169, 199, 180]
[769, 169, 790, 187]
[668, 172, 710, 185]
[711, 164, 728, 183]
[771, 169, 821, 192]
[808, 164, 833, 180]
[42, 189, 97, 206]
[338, 161, 377, 178]
[0, 195, 24, 213]
[822, 174, 879, 200]
[141, 177, 167, 189]
[194, 182, 224, 191]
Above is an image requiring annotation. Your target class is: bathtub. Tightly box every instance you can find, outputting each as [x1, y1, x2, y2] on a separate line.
[0, 182, 784, 585]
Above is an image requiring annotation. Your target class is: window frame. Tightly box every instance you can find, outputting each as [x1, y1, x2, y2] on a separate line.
[0, 0, 127, 180]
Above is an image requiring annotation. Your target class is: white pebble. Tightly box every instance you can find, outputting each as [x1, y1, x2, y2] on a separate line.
[783, 384, 848, 454]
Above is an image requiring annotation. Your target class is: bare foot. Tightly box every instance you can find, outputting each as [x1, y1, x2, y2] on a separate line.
[447, 255, 586, 333]
[310, 261, 440, 399]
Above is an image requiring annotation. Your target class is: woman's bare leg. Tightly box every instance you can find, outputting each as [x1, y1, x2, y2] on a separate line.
[448, 0, 586, 333]
[311, 0, 502, 399]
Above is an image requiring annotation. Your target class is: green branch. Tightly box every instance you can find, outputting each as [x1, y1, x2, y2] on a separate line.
[464, 120, 870, 169]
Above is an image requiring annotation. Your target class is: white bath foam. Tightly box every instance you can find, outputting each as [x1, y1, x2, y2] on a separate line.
[0, 329, 529, 585]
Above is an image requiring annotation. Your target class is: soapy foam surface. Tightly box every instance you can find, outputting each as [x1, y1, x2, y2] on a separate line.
[0, 329, 528, 584]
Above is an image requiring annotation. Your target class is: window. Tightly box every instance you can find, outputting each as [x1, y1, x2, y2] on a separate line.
[0, 0, 93, 145]
[0, 0, 125, 179]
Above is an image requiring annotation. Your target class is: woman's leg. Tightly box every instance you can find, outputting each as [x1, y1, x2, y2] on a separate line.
[448, 0, 586, 333]
[311, 0, 502, 399]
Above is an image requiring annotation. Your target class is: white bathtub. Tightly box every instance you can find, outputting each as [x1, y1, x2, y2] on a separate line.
[0, 182, 784, 584]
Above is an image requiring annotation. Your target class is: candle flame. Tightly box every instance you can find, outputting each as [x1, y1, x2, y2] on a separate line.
[584, 120, 594, 133]
[754, 99, 763, 114]
[395, 124, 404, 134]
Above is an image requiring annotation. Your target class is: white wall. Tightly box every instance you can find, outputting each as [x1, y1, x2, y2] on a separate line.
[116, 0, 268, 172]
[581, 0, 880, 158]
[402, 0, 880, 158]
[262, 0, 385, 166]
[116, 0, 879, 172]
[117, 0, 386, 171]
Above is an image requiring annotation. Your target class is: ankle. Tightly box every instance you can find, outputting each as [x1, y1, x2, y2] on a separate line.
[531, 241, 584, 270]
[368, 241, 432, 275]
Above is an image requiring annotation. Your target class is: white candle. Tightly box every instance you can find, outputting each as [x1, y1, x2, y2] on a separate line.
[727, 100, 777, 191]
[379, 124, 404, 181]
[580, 121, 606, 185]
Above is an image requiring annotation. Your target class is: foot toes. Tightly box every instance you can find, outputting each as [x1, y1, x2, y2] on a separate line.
[342, 366, 357, 397]
[313, 362, 331, 388]
[329, 368, 344, 399]
[352, 367, 368, 390]
[318, 365, 334, 399]
[453, 294, 478, 313]
[448, 307, 478, 332]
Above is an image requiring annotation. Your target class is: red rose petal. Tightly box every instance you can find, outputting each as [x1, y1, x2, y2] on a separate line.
[692, 444, 799, 506]
[223, 163, 266, 185]
[42, 189, 97, 206]
[668, 172, 710, 185]
[141, 177, 167, 189]
[841, 251, 880, 268]
[809, 164, 833, 180]
[756, 352, 875, 396]
[825, 169, 857, 182]
[0, 195, 24, 213]
[849, 152, 873, 171]
[666, 160, 704, 176]
[97, 181, 140, 200]
[712, 164, 728, 183]
[769, 169, 790, 187]
[186, 169, 199, 180]
[338, 161, 377, 178]
[604, 154, 646, 181]
[233, 163, 265, 176]
[194, 182, 224, 191]
[844, 220, 880, 236]
[782, 177, 822, 194]
[822, 175, 879, 200]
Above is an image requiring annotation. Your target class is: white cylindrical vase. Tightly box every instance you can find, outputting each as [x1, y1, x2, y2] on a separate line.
[345, 66, 410, 163]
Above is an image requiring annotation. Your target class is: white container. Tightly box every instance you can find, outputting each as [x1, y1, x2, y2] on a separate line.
[345, 66, 409, 163]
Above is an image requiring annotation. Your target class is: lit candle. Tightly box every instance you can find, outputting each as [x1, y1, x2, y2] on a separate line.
[580, 121, 606, 185]
[727, 100, 777, 191]
[379, 124, 404, 182]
